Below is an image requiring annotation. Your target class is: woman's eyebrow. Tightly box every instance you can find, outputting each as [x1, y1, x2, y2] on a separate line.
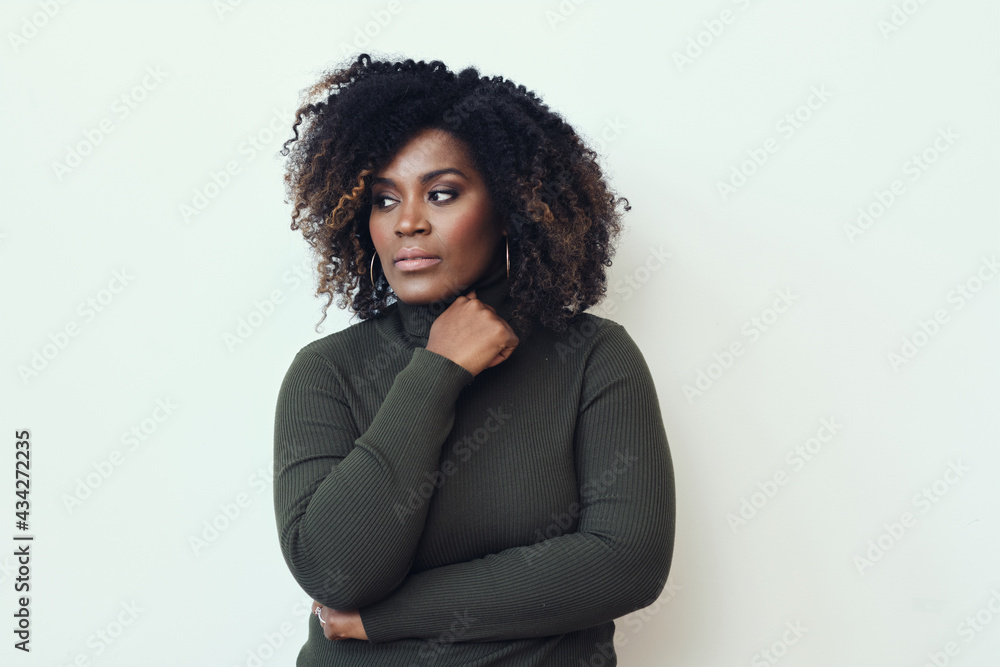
[372, 168, 470, 186]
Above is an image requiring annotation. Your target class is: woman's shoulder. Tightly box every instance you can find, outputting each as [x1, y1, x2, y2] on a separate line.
[535, 310, 641, 365]
[553, 312, 660, 394]
[288, 313, 391, 369]
[561, 310, 626, 339]
[548, 312, 628, 348]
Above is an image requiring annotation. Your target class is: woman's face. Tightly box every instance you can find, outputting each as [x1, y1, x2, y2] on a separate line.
[368, 127, 506, 305]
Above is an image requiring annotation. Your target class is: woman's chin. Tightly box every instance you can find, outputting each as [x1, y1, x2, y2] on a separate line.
[389, 283, 454, 306]
[386, 272, 470, 305]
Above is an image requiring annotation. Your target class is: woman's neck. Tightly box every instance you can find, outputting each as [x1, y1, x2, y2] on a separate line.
[395, 265, 511, 342]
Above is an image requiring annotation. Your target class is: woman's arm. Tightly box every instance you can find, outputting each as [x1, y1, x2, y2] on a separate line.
[356, 324, 676, 643]
[274, 344, 473, 610]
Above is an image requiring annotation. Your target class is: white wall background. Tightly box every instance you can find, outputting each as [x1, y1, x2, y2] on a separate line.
[1, 1, 997, 665]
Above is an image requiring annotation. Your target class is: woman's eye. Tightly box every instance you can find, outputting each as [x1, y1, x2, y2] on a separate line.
[374, 190, 456, 208]
[429, 189, 457, 203]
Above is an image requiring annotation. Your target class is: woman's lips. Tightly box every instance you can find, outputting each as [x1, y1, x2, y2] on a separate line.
[394, 257, 442, 271]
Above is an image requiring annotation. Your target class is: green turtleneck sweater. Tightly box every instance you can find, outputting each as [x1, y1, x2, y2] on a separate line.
[273, 265, 675, 666]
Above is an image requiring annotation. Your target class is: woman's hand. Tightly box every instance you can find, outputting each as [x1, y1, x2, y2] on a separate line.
[426, 289, 519, 376]
[311, 600, 369, 641]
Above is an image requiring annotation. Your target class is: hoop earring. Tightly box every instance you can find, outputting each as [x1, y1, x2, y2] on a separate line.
[370, 250, 378, 288]
[505, 237, 509, 280]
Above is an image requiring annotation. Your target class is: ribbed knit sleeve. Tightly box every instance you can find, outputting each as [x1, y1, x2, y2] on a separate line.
[273, 345, 474, 610]
[358, 323, 675, 642]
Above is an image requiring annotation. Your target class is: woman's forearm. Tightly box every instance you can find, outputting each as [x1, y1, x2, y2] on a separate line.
[359, 324, 675, 643]
[274, 346, 473, 609]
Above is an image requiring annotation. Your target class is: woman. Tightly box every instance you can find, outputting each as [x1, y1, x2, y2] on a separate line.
[274, 53, 675, 666]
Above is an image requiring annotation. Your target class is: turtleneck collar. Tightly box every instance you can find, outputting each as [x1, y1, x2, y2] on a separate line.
[392, 264, 512, 346]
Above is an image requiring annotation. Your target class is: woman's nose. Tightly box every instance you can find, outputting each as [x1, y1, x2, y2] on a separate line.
[394, 196, 430, 236]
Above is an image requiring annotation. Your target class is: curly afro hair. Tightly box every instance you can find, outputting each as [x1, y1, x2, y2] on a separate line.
[281, 53, 629, 336]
